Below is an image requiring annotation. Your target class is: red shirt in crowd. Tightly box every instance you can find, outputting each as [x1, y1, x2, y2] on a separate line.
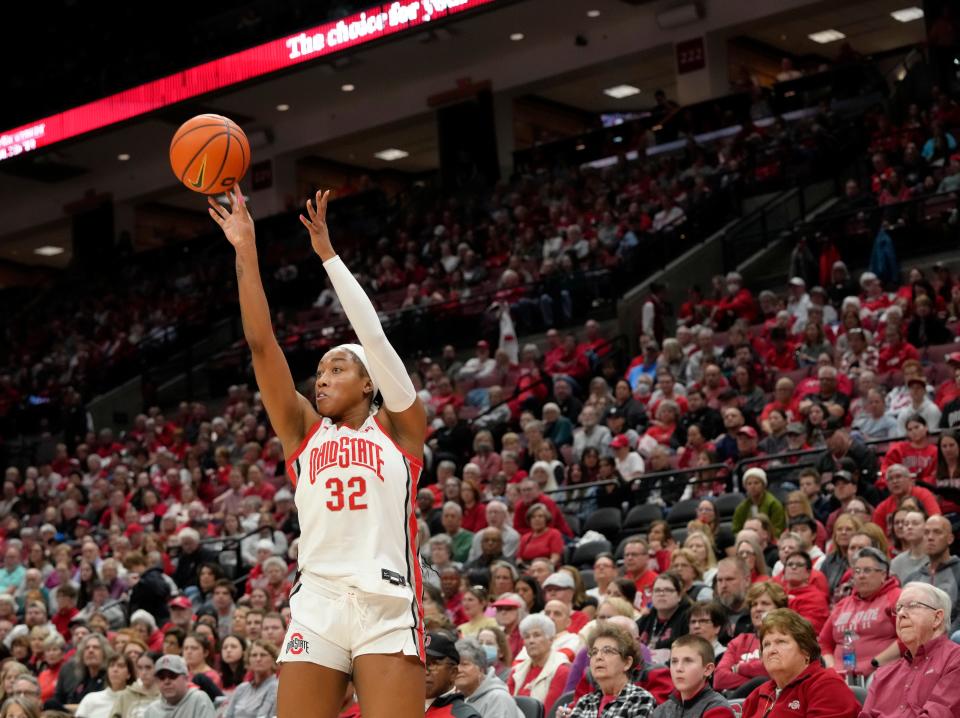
[460, 502, 488, 533]
[877, 340, 921, 374]
[517, 528, 564, 563]
[872, 486, 941, 538]
[880, 441, 938, 482]
[513, 494, 573, 537]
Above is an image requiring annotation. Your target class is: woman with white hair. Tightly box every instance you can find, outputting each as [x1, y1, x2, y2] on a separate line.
[260, 557, 293, 610]
[506, 615, 571, 715]
[529, 462, 559, 493]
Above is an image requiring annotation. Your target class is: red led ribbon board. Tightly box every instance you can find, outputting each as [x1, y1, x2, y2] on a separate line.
[0, 0, 498, 162]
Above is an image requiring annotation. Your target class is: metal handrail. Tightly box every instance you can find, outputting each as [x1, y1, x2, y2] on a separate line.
[731, 188, 960, 246]
[545, 430, 930, 510]
[466, 334, 630, 427]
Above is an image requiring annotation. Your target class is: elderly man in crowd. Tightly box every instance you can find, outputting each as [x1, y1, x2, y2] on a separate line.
[426, 632, 482, 718]
[467, 501, 520, 562]
[442, 502, 475, 563]
[465, 528, 508, 572]
[861, 582, 960, 717]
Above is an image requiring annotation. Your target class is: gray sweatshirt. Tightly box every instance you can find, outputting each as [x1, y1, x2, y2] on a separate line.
[465, 672, 524, 718]
[143, 689, 215, 718]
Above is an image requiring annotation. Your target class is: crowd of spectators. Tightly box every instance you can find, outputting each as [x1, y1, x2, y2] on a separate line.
[2, 236, 960, 717]
[8, 54, 960, 718]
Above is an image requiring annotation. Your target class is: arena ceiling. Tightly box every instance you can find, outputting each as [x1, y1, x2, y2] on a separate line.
[0, 0, 929, 268]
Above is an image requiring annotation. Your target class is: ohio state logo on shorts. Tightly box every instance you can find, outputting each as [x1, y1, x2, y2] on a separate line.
[287, 633, 309, 655]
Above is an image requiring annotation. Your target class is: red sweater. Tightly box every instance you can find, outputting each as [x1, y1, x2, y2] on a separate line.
[872, 485, 941, 538]
[786, 583, 829, 634]
[740, 662, 860, 718]
[880, 442, 938, 482]
[513, 494, 573, 537]
[461, 502, 488, 533]
[714, 633, 766, 691]
[877, 341, 921, 373]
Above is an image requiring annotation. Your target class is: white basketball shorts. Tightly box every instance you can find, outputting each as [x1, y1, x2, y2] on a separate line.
[277, 573, 424, 674]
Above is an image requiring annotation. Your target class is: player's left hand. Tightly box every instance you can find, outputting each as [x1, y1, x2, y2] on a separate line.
[300, 189, 335, 261]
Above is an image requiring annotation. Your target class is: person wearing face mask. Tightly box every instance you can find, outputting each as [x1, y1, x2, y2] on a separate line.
[476, 628, 511, 676]
[455, 639, 523, 718]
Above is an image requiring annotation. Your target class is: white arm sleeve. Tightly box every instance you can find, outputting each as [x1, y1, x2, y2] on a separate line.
[323, 255, 417, 413]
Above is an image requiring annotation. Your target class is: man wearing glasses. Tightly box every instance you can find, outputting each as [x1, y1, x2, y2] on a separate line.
[143, 654, 215, 718]
[424, 632, 481, 718]
[861, 582, 960, 717]
[10, 674, 41, 701]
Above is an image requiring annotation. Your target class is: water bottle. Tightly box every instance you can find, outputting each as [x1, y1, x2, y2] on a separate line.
[842, 629, 857, 682]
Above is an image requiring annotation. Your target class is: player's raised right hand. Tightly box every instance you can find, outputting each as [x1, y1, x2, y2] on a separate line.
[208, 185, 255, 249]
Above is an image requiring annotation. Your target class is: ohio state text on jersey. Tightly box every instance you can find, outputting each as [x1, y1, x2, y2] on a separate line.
[286, 414, 423, 601]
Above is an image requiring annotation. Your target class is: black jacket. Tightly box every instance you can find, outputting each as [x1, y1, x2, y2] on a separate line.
[54, 666, 106, 707]
[426, 692, 483, 718]
[637, 605, 690, 651]
[172, 546, 218, 590]
[129, 566, 171, 623]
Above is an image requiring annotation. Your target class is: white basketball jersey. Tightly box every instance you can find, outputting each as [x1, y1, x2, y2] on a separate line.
[286, 413, 423, 601]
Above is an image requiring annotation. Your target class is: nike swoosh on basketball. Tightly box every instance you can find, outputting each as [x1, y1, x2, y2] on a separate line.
[190, 155, 207, 188]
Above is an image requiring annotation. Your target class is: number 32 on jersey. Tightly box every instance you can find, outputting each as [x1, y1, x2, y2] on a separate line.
[324, 476, 367, 511]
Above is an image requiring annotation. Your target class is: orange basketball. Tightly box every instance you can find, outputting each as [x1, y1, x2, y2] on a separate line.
[169, 114, 250, 194]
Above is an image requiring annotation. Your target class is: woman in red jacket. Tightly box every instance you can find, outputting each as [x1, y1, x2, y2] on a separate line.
[714, 582, 787, 691]
[741, 609, 860, 718]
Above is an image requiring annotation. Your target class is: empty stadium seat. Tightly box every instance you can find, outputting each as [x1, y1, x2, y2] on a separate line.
[579, 569, 596, 589]
[583, 507, 623, 542]
[564, 513, 582, 537]
[713, 493, 745, 519]
[620, 504, 663, 539]
[570, 540, 612, 568]
[667, 499, 700, 528]
[515, 696, 545, 718]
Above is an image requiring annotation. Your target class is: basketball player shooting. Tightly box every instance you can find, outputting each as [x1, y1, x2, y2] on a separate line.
[208, 186, 427, 718]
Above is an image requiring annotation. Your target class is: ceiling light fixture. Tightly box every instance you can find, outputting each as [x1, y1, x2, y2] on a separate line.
[891, 7, 924, 22]
[510, 32, 524, 41]
[808, 29, 846, 44]
[276, 103, 290, 112]
[374, 148, 409, 161]
[34, 246, 65, 256]
[587, 10, 600, 18]
[341, 83, 355, 92]
[117, 153, 130, 161]
[603, 84, 641, 99]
